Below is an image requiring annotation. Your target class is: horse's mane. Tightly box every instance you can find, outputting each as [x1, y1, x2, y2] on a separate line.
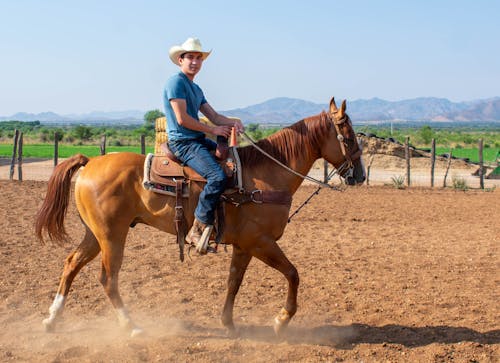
[237, 112, 332, 168]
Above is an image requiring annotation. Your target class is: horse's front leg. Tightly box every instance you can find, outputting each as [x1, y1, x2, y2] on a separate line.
[221, 245, 252, 336]
[247, 237, 299, 336]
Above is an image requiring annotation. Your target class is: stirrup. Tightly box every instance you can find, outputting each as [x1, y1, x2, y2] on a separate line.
[195, 225, 214, 255]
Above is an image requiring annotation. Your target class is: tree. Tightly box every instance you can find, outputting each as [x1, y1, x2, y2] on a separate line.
[144, 109, 165, 130]
[419, 125, 433, 144]
[72, 125, 93, 141]
[246, 123, 262, 140]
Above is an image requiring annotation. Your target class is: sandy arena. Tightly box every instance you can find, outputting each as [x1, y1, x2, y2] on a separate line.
[0, 178, 499, 362]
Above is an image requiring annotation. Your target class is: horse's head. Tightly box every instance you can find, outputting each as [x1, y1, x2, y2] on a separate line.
[321, 97, 365, 185]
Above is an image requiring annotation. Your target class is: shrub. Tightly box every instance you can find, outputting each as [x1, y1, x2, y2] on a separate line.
[391, 175, 405, 189]
[452, 176, 468, 190]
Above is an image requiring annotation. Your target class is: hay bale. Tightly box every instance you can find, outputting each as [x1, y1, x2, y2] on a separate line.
[155, 117, 167, 155]
[358, 135, 423, 158]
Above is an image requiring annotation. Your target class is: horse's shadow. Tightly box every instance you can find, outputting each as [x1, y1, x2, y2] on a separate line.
[192, 323, 500, 349]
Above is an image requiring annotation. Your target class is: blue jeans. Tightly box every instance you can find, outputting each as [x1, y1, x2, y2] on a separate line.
[168, 137, 227, 225]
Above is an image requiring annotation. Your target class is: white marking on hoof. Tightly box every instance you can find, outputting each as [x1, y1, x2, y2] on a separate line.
[273, 308, 291, 336]
[49, 293, 66, 315]
[116, 307, 132, 328]
[43, 293, 66, 332]
[130, 327, 144, 338]
[42, 318, 56, 332]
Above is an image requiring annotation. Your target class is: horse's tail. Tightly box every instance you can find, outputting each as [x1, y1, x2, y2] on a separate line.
[35, 154, 89, 244]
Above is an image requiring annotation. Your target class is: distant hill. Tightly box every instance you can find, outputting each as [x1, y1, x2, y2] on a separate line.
[1, 97, 500, 125]
[221, 97, 500, 124]
[0, 110, 145, 125]
[438, 98, 500, 122]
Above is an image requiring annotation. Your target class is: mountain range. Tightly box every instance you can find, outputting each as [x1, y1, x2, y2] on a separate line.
[221, 97, 500, 124]
[1, 97, 500, 125]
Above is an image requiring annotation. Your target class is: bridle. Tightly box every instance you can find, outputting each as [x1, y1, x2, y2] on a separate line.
[329, 111, 362, 180]
[240, 111, 362, 188]
[240, 110, 363, 223]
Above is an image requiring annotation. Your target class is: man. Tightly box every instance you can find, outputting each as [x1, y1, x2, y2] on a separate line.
[164, 37, 244, 253]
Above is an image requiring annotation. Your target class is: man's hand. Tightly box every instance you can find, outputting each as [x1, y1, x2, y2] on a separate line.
[212, 125, 232, 138]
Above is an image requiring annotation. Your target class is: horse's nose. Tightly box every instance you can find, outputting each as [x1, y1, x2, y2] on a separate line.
[346, 176, 356, 185]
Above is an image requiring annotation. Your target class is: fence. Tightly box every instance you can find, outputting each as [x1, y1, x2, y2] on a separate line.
[2, 130, 147, 182]
[355, 135, 497, 189]
[2, 129, 498, 189]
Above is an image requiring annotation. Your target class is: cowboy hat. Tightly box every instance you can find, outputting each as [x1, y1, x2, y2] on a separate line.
[169, 37, 211, 66]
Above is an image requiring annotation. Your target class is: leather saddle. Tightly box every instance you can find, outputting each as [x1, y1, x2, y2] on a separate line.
[146, 142, 238, 193]
[142, 142, 291, 262]
[142, 142, 240, 262]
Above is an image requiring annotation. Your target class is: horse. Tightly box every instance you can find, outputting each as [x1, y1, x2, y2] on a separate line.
[35, 97, 365, 337]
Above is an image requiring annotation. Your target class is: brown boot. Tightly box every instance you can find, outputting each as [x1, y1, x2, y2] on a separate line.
[186, 219, 214, 254]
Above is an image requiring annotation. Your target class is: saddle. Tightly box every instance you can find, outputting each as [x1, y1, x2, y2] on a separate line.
[147, 142, 239, 192]
[142, 142, 292, 261]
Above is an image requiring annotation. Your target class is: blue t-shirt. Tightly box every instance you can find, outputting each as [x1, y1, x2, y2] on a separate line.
[163, 72, 207, 141]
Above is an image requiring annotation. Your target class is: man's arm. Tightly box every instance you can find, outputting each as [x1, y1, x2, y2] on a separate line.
[170, 99, 232, 137]
[200, 103, 245, 133]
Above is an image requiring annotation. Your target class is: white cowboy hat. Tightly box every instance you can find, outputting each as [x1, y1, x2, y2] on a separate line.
[169, 37, 211, 66]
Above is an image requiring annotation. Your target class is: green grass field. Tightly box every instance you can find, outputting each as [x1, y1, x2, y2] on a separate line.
[0, 144, 155, 158]
[1, 144, 498, 164]
[434, 147, 499, 163]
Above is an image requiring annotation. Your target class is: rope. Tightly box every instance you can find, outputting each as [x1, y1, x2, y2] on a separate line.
[240, 131, 340, 189]
[287, 166, 347, 222]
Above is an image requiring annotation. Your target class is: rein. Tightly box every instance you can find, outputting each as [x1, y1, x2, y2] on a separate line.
[240, 131, 341, 189]
[287, 166, 347, 223]
[240, 130, 353, 223]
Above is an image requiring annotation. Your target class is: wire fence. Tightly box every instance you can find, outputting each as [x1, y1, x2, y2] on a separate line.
[1, 131, 499, 189]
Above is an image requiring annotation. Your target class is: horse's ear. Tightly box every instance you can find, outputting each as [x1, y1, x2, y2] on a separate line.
[339, 100, 346, 118]
[329, 97, 338, 114]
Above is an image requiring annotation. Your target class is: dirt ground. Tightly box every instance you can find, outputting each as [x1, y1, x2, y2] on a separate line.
[0, 179, 498, 362]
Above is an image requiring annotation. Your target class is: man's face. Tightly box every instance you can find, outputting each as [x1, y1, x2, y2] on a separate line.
[179, 52, 204, 77]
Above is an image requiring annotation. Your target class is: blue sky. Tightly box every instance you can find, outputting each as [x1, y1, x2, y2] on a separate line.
[1, 0, 499, 115]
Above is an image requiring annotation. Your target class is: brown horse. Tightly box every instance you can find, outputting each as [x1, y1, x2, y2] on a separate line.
[36, 97, 365, 337]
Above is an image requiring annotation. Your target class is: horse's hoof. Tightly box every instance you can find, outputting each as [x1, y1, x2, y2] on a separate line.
[273, 308, 291, 336]
[273, 319, 289, 336]
[226, 327, 240, 339]
[130, 327, 144, 338]
[42, 318, 56, 333]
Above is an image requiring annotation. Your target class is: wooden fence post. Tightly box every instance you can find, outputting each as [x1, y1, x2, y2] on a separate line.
[478, 138, 484, 189]
[443, 149, 453, 188]
[17, 132, 23, 181]
[323, 159, 328, 183]
[141, 134, 146, 155]
[54, 132, 59, 166]
[100, 135, 106, 155]
[430, 138, 436, 187]
[9, 129, 19, 180]
[366, 153, 375, 186]
[405, 136, 410, 187]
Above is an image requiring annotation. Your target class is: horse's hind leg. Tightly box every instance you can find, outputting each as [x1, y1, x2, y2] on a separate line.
[43, 226, 100, 332]
[98, 237, 142, 337]
[247, 237, 299, 336]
